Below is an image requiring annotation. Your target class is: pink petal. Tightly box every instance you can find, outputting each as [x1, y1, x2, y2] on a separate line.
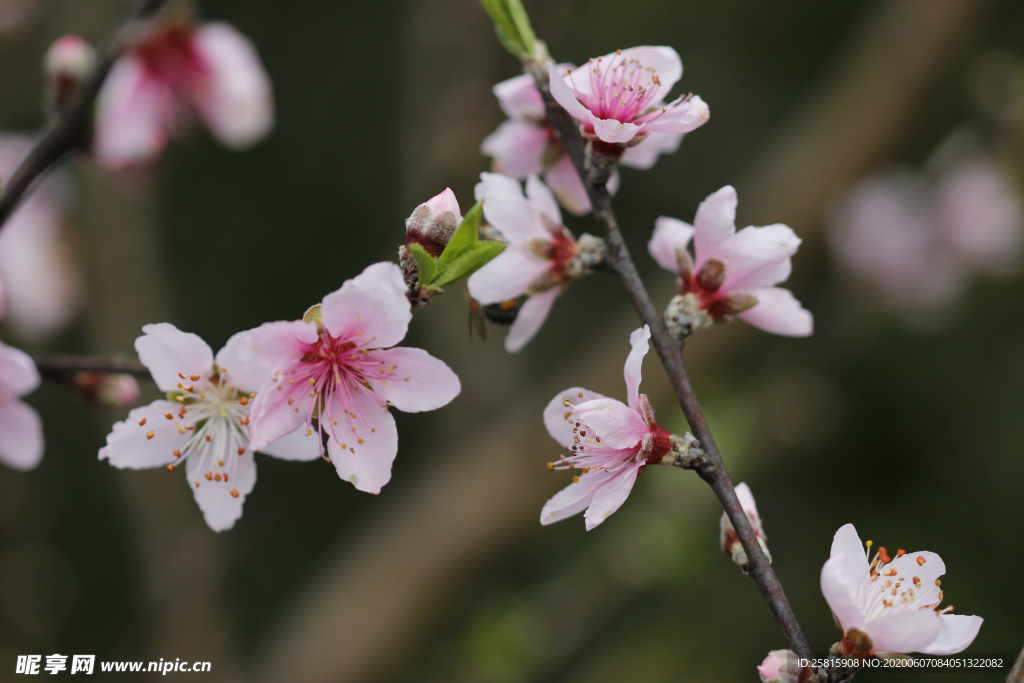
[624, 325, 650, 410]
[693, 185, 738, 267]
[258, 426, 323, 461]
[546, 62, 593, 123]
[648, 216, 694, 274]
[320, 262, 411, 348]
[921, 614, 983, 655]
[186, 444, 257, 532]
[93, 56, 172, 168]
[863, 611, 943, 654]
[475, 172, 547, 244]
[424, 187, 461, 218]
[525, 174, 562, 225]
[366, 346, 461, 412]
[191, 22, 274, 149]
[504, 286, 560, 353]
[738, 287, 813, 337]
[820, 523, 870, 633]
[238, 320, 319, 372]
[614, 46, 682, 103]
[215, 330, 273, 394]
[466, 245, 548, 304]
[247, 372, 313, 452]
[734, 482, 764, 535]
[642, 95, 710, 135]
[540, 469, 610, 526]
[492, 72, 546, 120]
[619, 131, 682, 170]
[718, 224, 800, 292]
[0, 341, 40, 397]
[135, 323, 215, 392]
[591, 116, 643, 144]
[99, 400, 188, 470]
[544, 155, 592, 215]
[574, 398, 648, 449]
[481, 120, 547, 179]
[326, 388, 398, 494]
[583, 463, 642, 530]
[0, 398, 42, 471]
[543, 386, 614, 450]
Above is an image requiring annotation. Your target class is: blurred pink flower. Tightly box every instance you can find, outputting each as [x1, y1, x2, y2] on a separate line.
[0, 135, 85, 342]
[820, 523, 982, 655]
[648, 185, 813, 337]
[720, 481, 770, 570]
[0, 340, 42, 471]
[97, 374, 140, 407]
[94, 22, 274, 169]
[405, 187, 462, 257]
[546, 46, 709, 145]
[467, 173, 600, 352]
[44, 34, 95, 110]
[100, 324, 322, 532]
[240, 262, 460, 494]
[757, 650, 810, 683]
[541, 326, 675, 530]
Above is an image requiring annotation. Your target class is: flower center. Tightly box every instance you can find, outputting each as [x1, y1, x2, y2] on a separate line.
[136, 24, 207, 88]
[862, 539, 950, 621]
[582, 52, 662, 123]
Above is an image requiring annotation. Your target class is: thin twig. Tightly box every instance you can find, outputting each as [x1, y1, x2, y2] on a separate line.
[525, 61, 813, 658]
[32, 352, 150, 379]
[1007, 644, 1024, 683]
[0, 0, 169, 229]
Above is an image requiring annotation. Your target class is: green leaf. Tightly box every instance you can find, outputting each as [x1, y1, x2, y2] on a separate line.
[432, 241, 506, 290]
[435, 201, 483, 271]
[504, 0, 535, 56]
[409, 243, 438, 286]
[477, 0, 535, 57]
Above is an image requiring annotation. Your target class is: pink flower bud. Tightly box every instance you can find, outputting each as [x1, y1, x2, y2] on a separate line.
[757, 650, 814, 683]
[720, 482, 770, 573]
[44, 35, 95, 111]
[405, 188, 462, 257]
[98, 374, 140, 407]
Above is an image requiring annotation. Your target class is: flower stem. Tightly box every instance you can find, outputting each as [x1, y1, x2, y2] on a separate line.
[525, 60, 813, 658]
[32, 352, 150, 379]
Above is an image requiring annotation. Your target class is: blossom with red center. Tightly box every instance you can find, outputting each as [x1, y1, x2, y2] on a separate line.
[467, 173, 605, 352]
[240, 262, 461, 494]
[100, 324, 321, 531]
[720, 481, 771, 572]
[94, 21, 274, 169]
[0, 340, 42, 471]
[821, 523, 983, 655]
[648, 185, 812, 338]
[541, 326, 693, 530]
[546, 46, 709, 146]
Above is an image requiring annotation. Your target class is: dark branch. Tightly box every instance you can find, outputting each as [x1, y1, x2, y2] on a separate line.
[32, 353, 150, 379]
[526, 61, 813, 658]
[0, 0, 169, 228]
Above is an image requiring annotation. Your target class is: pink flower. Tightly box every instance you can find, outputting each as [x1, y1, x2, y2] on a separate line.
[239, 262, 461, 494]
[757, 650, 810, 683]
[541, 326, 686, 530]
[648, 185, 812, 337]
[0, 134, 85, 341]
[546, 46, 709, 146]
[100, 324, 322, 531]
[404, 188, 462, 258]
[94, 22, 274, 169]
[467, 173, 604, 352]
[720, 481, 770, 571]
[0, 340, 43, 471]
[820, 523, 983, 655]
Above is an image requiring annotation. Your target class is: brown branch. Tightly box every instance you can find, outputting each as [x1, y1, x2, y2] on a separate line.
[0, 0, 170, 229]
[31, 352, 150, 379]
[525, 61, 813, 658]
[1008, 645, 1024, 683]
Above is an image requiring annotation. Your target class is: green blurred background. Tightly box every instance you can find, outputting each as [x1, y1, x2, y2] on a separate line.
[0, 0, 1022, 680]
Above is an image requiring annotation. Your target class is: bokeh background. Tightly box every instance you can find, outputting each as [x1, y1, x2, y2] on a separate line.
[0, 0, 1022, 680]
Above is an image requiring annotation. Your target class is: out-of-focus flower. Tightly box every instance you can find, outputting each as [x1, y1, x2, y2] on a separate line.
[0, 135, 85, 342]
[820, 523, 983, 655]
[540, 326, 694, 530]
[720, 481, 770, 573]
[240, 262, 461, 495]
[482, 68, 628, 215]
[467, 173, 606, 352]
[44, 35, 96, 112]
[94, 22, 274, 169]
[648, 185, 812, 338]
[0, 341, 42, 471]
[546, 46, 709, 146]
[100, 324, 321, 532]
[68, 372, 140, 408]
[757, 650, 818, 683]
[829, 150, 1022, 315]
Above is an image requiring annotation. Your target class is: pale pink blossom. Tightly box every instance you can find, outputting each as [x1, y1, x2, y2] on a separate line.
[546, 47, 709, 146]
[541, 326, 688, 530]
[648, 185, 812, 337]
[94, 22, 274, 169]
[820, 523, 983, 655]
[0, 134, 85, 341]
[467, 173, 604, 352]
[720, 481, 770, 571]
[100, 324, 322, 531]
[239, 262, 461, 494]
[0, 341, 42, 471]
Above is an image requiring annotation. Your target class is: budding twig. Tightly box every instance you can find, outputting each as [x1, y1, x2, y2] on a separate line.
[524, 60, 813, 658]
[0, 0, 170, 230]
[31, 353, 150, 379]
